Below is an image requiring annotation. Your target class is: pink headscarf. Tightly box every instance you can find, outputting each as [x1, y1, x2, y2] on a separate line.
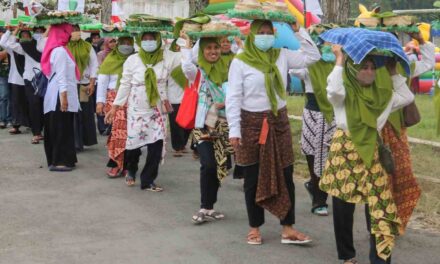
[41, 23, 80, 80]
[97, 37, 115, 65]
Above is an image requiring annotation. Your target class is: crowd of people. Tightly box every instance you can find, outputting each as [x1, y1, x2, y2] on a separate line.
[0, 12, 436, 264]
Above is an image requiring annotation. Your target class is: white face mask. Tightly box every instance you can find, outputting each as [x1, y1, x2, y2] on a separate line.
[141, 40, 158, 52]
[118, 45, 134, 55]
[254, 34, 275, 52]
[32, 33, 43, 40]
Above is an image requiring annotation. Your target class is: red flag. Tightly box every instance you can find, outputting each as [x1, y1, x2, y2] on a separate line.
[111, 0, 122, 24]
[305, 12, 312, 28]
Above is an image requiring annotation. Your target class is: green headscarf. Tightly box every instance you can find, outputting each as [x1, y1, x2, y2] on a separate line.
[197, 37, 229, 87]
[343, 58, 393, 168]
[308, 60, 335, 123]
[68, 38, 92, 78]
[136, 32, 164, 107]
[169, 39, 187, 89]
[235, 20, 285, 115]
[98, 37, 134, 89]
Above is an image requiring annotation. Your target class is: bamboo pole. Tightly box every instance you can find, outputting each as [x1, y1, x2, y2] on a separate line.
[393, 9, 440, 15]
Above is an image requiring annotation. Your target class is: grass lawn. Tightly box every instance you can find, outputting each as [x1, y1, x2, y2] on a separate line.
[286, 94, 440, 218]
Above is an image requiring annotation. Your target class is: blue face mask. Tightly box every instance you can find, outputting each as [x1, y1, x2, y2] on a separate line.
[254, 34, 275, 52]
[141, 40, 158, 52]
[320, 45, 336, 62]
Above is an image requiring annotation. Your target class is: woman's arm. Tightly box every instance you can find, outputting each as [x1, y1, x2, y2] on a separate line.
[112, 56, 133, 107]
[5, 32, 25, 55]
[180, 32, 198, 82]
[285, 27, 320, 70]
[226, 59, 244, 140]
[96, 74, 110, 104]
[326, 45, 346, 106]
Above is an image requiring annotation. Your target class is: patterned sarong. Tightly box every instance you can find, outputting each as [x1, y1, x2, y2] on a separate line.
[320, 129, 401, 261]
[381, 123, 421, 234]
[193, 118, 233, 182]
[235, 107, 294, 220]
[106, 90, 127, 170]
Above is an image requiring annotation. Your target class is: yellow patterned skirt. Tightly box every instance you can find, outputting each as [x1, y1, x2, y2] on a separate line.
[319, 129, 401, 261]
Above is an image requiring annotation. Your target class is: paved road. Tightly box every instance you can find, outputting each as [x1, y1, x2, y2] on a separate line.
[1, 129, 439, 264]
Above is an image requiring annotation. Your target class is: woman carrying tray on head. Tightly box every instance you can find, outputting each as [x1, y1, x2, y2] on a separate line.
[96, 35, 135, 178]
[289, 25, 339, 216]
[318, 27, 416, 264]
[68, 24, 99, 151]
[41, 23, 81, 171]
[226, 19, 320, 245]
[105, 29, 174, 191]
[179, 28, 234, 225]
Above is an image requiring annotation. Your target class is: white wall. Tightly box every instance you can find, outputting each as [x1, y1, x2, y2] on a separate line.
[120, 0, 189, 21]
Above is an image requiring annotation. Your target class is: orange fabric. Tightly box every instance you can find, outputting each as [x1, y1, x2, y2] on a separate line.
[106, 90, 127, 170]
[381, 123, 422, 234]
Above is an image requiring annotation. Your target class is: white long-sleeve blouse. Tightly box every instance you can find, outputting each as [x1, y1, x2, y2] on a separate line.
[326, 66, 414, 132]
[226, 28, 321, 138]
[44, 47, 79, 114]
[113, 51, 173, 107]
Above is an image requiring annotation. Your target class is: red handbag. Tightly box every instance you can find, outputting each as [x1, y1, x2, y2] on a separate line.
[176, 70, 201, 129]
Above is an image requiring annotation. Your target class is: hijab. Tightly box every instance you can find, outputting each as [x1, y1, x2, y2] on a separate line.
[97, 37, 115, 64]
[197, 37, 228, 87]
[136, 32, 164, 107]
[343, 58, 393, 168]
[41, 23, 80, 80]
[235, 20, 285, 115]
[67, 31, 92, 78]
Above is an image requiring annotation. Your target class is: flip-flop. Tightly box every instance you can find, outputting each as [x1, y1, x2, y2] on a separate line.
[281, 232, 312, 245]
[31, 137, 40, 144]
[247, 230, 262, 245]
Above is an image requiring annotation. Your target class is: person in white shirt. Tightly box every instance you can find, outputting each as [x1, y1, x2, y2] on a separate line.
[67, 25, 99, 151]
[5, 24, 46, 144]
[41, 23, 81, 172]
[226, 20, 320, 245]
[0, 29, 27, 135]
[319, 45, 415, 264]
[180, 33, 233, 225]
[166, 40, 191, 157]
[105, 31, 173, 192]
[95, 36, 135, 178]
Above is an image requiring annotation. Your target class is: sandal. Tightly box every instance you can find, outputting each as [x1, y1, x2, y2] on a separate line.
[247, 229, 262, 245]
[37, 135, 44, 140]
[343, 258, 358, 264]
[49, 165, 73, 172]
[281, 230, 312, 245]
[205, 211, 225, 221]
[125, 174, 135, 187]
[312, 206, 329, 216]
[31, 136, 40, 144]
[173, 150, 183, 157]
[144, 183, 163, 192]
[192, 211, 207, 225]
[107, 167, 121, 178]
[9, 128, 21, 135]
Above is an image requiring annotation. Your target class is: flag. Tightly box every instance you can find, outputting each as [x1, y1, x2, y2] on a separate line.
[305, 0, 323, 16]
[58, 0, 85, 13]
[111, 0, 123, 24]
[22, 0, 31, 16]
